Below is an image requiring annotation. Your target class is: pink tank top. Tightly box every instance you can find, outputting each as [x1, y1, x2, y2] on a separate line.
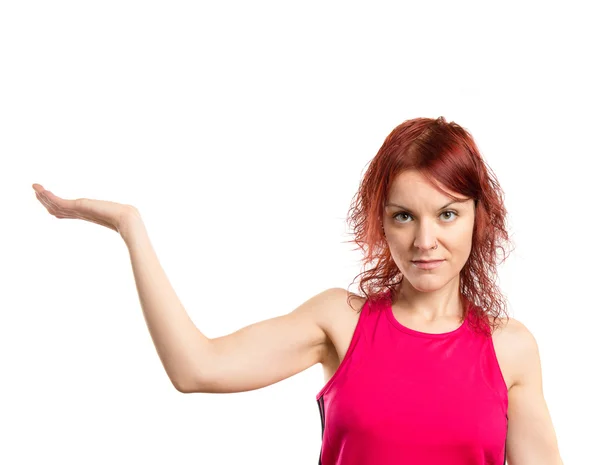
[316, 291, 508, 464]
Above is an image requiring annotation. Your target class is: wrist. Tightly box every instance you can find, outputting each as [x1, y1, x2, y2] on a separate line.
[119, 208, 147, 244]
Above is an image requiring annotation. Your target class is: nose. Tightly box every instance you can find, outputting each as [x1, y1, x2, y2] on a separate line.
[413, 222, 439, 250]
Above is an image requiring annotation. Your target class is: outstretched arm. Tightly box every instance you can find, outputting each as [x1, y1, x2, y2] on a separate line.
[33, 185, 335, 394]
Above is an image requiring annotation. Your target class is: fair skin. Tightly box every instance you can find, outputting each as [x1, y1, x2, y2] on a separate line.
[33, 178, 563, 463]
[382, 169, 474, 329]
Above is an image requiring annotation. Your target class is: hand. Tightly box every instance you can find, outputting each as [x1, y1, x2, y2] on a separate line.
[32, 183, 141, 240]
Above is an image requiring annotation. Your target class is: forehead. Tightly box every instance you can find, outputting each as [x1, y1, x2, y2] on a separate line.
[387, 170, 468, 205]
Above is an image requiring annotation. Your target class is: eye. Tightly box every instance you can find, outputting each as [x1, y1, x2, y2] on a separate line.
[393, 211, 458, 223]
[394, 212, 412, 223]
[441, 211, 458, 221]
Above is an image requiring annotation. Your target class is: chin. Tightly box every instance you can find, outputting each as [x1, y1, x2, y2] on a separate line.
[413, 283, 444, 292]
[405, 274, 446, 290]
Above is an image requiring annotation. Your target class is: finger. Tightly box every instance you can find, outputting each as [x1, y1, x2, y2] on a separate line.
[36, 191, 74, 218]
[36, 192, 117, 230]
[36, 191, 54, 212]
[44, 190, 75, 209]
[43, 190, 78, 214]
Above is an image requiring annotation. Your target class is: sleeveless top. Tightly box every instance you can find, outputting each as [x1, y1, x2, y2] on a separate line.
[315, 291, 508, 465]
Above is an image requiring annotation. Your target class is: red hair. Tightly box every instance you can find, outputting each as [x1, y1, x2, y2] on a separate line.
[345, 116, 514, 336]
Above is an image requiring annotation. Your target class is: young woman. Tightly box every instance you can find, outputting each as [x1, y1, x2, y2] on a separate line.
[33, 116, 563, 464]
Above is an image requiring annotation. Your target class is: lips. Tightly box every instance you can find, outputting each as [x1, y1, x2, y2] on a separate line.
[411, 259, 445, 270]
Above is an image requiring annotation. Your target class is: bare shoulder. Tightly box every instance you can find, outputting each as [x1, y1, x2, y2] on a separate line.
[316, 288, 366, 336]
[490, 315, 539, 391]
[317, 288, 367, 373]
[491, 315, 535, 345]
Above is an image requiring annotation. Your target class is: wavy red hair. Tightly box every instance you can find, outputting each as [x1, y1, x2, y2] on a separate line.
[345, 116, 514, 336]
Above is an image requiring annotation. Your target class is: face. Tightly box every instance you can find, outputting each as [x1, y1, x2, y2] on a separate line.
[382, 170, 476, 294]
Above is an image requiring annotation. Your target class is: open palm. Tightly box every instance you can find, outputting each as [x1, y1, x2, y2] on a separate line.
[32, 183, 139, 237]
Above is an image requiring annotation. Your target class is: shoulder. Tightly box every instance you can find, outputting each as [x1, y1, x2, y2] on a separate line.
[506, 318, 541, 386]
[306, 288, 365, 331]
[491, 316, 541, 388]
[321, 287, 366, 314]
[316, 288, 367, 360]
[494, 316, 537, 350]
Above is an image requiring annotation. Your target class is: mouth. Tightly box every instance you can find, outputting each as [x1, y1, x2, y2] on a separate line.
[411, 259, 445, 270]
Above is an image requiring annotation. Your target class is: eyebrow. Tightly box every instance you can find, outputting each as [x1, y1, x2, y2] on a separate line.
[384, 200, 464, 212]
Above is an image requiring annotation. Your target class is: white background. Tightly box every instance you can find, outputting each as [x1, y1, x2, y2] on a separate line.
[1, 1, 598, 463]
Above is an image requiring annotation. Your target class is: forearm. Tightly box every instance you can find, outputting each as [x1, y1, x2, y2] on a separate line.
[121, 213, 210, 392]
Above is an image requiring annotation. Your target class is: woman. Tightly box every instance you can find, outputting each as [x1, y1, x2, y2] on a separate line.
[33, 116, 563, 464]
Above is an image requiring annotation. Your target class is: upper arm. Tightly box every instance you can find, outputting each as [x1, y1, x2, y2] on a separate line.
[184, 288, 346, 394]
[505, 319, 563, 464]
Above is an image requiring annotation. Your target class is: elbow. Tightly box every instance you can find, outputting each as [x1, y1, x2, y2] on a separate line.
[174, 338, 217, 393]
[174, 382, 189, 393]
[174, 367, 213, 393]
[173, 376, 199, 393]
[174, 339, 216, 393]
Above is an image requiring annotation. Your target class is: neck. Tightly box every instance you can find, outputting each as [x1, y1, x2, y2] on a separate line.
[392, 280, 465, 322]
